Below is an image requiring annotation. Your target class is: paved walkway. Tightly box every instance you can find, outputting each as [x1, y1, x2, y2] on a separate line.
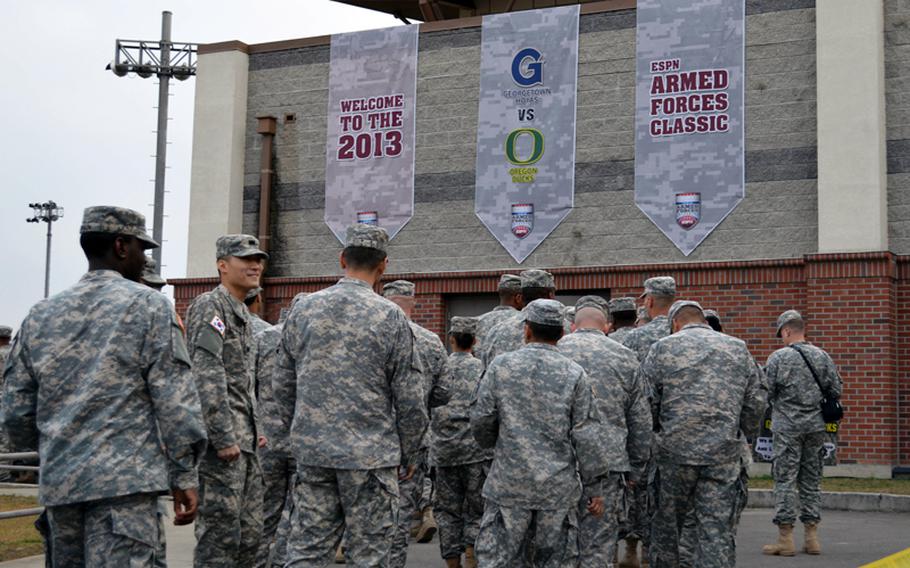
[1, 508, 907, 567]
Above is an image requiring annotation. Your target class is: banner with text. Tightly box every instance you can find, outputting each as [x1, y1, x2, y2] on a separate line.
[475, 5, 579, 264]
[325, 25, 418, 243]
[634, 0, 745, 256]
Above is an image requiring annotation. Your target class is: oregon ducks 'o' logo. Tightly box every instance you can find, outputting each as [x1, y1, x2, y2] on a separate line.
[505, 128, 544, 165]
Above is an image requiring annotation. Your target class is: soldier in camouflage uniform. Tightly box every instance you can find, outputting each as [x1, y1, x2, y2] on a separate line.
[640, 301, 766, 568]
[704, 309, 723, 333]
[2, 206, 207, 567]
[480, 269, 560, 367]
[607, 297, 638, 345]
[471, 299, 609, 568]
[558, 296, 652, 568]
[618, 276, 676, 567]
[186, 234, 268, 567]
[273, 225, 429, 566]
[475, 274, 523, 352]
[245, 287, 273, 336]
[0, 325, 12, 483]
[762, 310, 842, 557]
[383, 280, 450, 567]
[254, 293, 307, 568]
[431, 316, 492, 568]
[635, 307, 651, 328]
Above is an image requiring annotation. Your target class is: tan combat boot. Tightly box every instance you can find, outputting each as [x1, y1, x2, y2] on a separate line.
[804, 522, 821, 555]
[762, 524, 796, 556]
[415, 507, 438, 543]
[445, 557, 462, 568]
[464, 546, 478, 568]
[619, 538, 640, 568]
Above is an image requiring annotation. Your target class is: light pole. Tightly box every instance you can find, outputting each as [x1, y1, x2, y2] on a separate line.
[106, 11, 197, 275]
[26, 201, 64, 299]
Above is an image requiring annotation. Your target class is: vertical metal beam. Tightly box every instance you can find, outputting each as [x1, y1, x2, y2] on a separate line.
[256, 116, 278, 258]
[151, 10, 172, 270]
[44, 217, 52, 299]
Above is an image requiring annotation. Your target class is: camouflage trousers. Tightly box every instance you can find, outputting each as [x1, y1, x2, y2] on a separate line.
[579, 473, 626, 568]
[619, 459, 653, 547]
[390, 462, 432, 568]
[195, 450, 264, 567]
[475, 501, 580, 568]
[434, 461, 490, 559]
[254, 449, 295, 568]
[156, 498, 168, 567]
[650, 459, 745, 568]
[285, 465, 399, 567]
[772, 430, 826, 526]
[45, 492, 159, 567]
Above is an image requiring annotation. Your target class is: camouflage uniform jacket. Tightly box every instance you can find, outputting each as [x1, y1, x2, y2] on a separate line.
[621, 315, 670, 362]
[475, 306, 518, 352]
[186, 284, 259, 453]
[274, 277, 428, 469]
[410, 321, 450, 410]
[480, 305, 570, 367]
[250, 315, 272, 336]
[0, 344, 10, 393]
[558, 329, 652, 477]
[471, 343, 608, 509]
[430, 352, 493, 466]
[608, 326, 633, 345]
[255, 324, 287, 454]
[639, 323, 766, 465]
[766, 341, 842, 435]
[1, 270, 207, 506]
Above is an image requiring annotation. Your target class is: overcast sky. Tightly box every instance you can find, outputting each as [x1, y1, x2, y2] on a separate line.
[0, 1, 398, 332]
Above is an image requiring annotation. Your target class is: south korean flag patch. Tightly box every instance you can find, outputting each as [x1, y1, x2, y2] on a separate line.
[209, 315, 226, 337]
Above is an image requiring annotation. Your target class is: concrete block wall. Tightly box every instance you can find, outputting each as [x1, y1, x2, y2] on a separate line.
[239, 1, 819, 278]
[886, 0, 910, 254]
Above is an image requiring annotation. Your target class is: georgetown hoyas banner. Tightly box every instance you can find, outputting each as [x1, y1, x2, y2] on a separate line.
[475, 5, 579, 264]
[634, 0, 745, 256]
[324, 25, 418, 244]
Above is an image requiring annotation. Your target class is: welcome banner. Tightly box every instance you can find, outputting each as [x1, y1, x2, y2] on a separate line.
[324, 25, 418, 243]
[634, 0, 745, 256]
[475, 5, 580, 264]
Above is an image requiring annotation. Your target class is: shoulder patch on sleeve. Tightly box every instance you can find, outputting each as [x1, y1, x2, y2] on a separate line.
[209, 316, 226, 336]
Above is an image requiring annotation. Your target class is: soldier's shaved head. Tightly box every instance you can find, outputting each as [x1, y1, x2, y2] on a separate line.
[574, 307, 608, 330]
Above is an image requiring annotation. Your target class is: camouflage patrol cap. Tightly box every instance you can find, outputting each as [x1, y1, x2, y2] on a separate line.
[575, 295, 609, 316]
[80, 206, 159, 248]
[637, 306, 651, 323]
[639, 276, 677, 299]
[245, 287, 263, 302]
[520, 269, 555, 290]
[0, 325, 12, 339]
[140, 256, 167, 286]
[608, 297, 637, 314]
[345, 224, 389, 252]
[498, 274, 522, 293]
[216, 234, 269, 260]
[776, 309, 804, 338]
[449, 316, 478, 335]
[382, 280, 415, 298]
[704, 309, 723, 331]
[523, 299, 565, 327]
[668, 300, 705, 332]
[564, 306, 576, 324]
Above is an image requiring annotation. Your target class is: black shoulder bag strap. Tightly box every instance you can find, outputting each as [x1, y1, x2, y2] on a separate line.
[790, 344, 843, 423]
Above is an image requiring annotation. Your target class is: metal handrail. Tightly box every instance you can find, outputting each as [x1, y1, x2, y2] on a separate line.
[0, 452, 39, 461]
[0, 507, 43, 520]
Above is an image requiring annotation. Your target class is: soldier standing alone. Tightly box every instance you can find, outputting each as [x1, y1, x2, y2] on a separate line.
[2, 206, 207, 566]
[762, 310, 842, 557]
[273, 224, 428, 566]
[185, 234, 269, 567]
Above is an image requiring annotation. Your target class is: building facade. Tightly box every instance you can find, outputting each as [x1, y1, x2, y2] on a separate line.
[173, 0, 910, 477]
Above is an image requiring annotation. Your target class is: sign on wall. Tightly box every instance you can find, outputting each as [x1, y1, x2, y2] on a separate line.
[475, 5, 580, 264]
[634, 0, 745, 256]
[324, 25, 419, 243]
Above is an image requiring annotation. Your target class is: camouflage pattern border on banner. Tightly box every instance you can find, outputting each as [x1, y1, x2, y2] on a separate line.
[324, 24, 418, 244]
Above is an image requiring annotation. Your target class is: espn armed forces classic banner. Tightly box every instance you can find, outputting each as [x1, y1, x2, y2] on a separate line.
[324, 25, 418, 243]
[634, 0, 745, 256]
[475, 5, 579, 264]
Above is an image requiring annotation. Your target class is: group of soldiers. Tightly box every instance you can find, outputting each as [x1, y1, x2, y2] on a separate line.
[0, 205, 843, 568]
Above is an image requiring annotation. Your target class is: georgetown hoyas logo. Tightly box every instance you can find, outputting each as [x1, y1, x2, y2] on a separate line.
[511, 203, 534, 239]
[675, 192, 700, 230]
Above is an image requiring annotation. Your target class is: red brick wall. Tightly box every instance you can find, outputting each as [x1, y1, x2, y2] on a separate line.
[170, 252, 909, 470]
